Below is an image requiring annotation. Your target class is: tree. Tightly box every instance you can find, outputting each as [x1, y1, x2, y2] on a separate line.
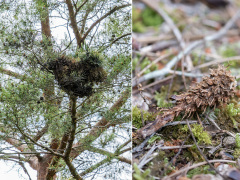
[0, 0, 131, 179]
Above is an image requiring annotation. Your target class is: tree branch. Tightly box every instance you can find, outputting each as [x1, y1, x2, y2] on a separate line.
[80, 157, 110, 176]
[81, 3, 131, 44]
[33, 124, 49, 142]
[65, 0, 82, 48]
[71, 89, 130, 158]
[0, 67, 33, 83]
[64, 96, 77, 158]
[100, 33, 131, 52]
[65, 158, 83, 180]
[86, 145, 131, 164]
[75, 0, 88, 15]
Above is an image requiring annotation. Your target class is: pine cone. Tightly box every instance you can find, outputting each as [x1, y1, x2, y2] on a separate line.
[137, 65, 236, 139]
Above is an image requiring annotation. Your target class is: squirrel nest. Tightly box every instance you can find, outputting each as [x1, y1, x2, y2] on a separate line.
[137, 65, 237, 138]
[45, 52, 107, 97]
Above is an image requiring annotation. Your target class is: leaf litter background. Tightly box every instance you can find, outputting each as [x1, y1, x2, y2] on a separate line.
[132, 0, 240, 179]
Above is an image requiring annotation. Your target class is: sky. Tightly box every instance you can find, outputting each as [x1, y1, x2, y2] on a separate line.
[0, 160, 36, 179]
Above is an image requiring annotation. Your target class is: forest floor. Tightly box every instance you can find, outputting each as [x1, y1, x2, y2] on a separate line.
[132, 0, 240, 179]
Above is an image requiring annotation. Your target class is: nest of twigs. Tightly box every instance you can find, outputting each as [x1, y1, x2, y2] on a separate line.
[45, 52, 107, 97]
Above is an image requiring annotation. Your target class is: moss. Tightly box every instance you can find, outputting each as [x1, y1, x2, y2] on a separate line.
[148, 135, 161, 145]
[132, 106, 156, 129]
[132, 7, 146, 33]
[221, 46, 238, 58]
[224, 103, 240, 128]
[141, 7, 163, 27]
[236, 134, 240, 148]
[133, 163, 154, 180]
[132, 57, 158, 73]
[182, 124, 212, 145]
[154, 87, 172, 108]
[226, 103, 240, 117]
[132, 6, 164, 32]
[233, 148, 240, 159]
[161, 124, 186, 140]
[187, 165, 215, 178]
[132, 22, 146, 33]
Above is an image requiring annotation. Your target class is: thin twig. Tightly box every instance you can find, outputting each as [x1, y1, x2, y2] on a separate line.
[138, 143, 157, 169]
[132, 10, 240, 87]
[186, 119, 225, 179]
[163, 159, 236, 179]
[140, 0, 193, 71]
[192, 56, 240, 70]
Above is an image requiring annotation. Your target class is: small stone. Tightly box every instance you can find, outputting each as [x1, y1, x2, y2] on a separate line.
[223, 136, 235, 148]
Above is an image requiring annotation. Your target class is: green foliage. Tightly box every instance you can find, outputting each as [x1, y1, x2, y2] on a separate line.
[225, 103, 240, 128]
[221, 46, 238, 58]
[132, 6, 163, 32]
[236, 134, 240, 148]
[99, 132, 116, 148]
[132, 57, 158, 74]
[182, 124, 212, 145]
[132, 7, 145, 33]
[233, 148, 240, 159]
[187, 165, 215, 178]
[133, 163, 154, 180]
[154, 87, 171, 108]
[132, 22, 146, 33]
[226, 103, 240, 117]
[141, 7, 163, 27]
[132, 106, 155, 129]
[148, 135, 161, 145]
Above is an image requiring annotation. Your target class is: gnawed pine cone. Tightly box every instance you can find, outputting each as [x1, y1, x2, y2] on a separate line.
[137, 65, 236, 138]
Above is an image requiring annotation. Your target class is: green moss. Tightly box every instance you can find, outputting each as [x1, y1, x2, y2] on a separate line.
[221, 47, 238, 58]
[226, 103, 240, 117]
[236, 134, 240, 148]
[132, 7, 146, 33]
[132, 21, 146, 33]
[132, 57, 158, 74]
[133, 163, 154, 180]
[141, 7, 163, 27]
[132, 7, 142, 23]
[132, 106, 156, 129]
[233, 148, 240, 159]
[132, 6, 163, 32]
[148, 135, 161, 145]
[154, 87, 172, 108]
[141, 57, 158, 74]
[182, 124, 212, 145]
[225, 103, 240, 128]
[187, 165, 215, 178]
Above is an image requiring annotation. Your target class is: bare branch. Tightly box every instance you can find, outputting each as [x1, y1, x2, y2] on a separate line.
[65, 0, 82, 47]
[100, 33, 131, 52]
[81, 3, 131, 44]
[75, 0, 88, 14]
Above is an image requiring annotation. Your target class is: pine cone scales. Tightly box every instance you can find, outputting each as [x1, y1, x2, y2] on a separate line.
[137, 66, 236, 139]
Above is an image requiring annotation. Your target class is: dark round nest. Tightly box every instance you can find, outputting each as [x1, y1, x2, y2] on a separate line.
[45, 53, 107, 97]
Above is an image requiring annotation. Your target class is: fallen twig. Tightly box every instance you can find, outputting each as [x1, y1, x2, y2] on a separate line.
[192, 56, 240, 70]
[132, 10, 240, 87]
[163, 159, 236, 179]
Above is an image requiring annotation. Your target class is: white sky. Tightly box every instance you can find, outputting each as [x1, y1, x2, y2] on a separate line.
[0, 161, 36, 179]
